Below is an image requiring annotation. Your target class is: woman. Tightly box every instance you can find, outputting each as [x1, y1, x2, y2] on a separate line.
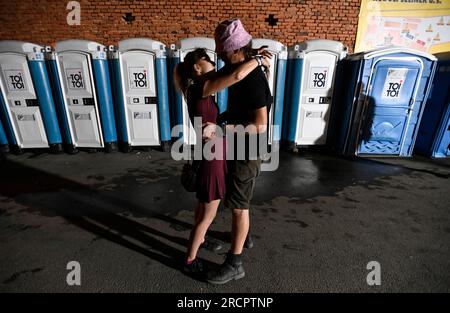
[174, 48, 270, 274]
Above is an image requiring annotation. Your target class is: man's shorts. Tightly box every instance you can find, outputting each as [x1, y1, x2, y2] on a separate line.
[224, 159, 262, 210]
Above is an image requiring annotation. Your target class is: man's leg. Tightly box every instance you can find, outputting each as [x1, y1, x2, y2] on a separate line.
[206, 161, 258, 284]
[231, 208, 249, 254]
[205, 209, 248, 285]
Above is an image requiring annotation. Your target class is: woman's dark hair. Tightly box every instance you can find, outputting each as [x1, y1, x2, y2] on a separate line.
[173, 48, 214, 96]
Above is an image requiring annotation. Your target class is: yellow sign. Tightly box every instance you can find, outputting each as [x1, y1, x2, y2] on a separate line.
[355, 0, 450, 54]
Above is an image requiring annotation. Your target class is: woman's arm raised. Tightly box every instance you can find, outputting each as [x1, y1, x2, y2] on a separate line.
[201, 55, 270, 98]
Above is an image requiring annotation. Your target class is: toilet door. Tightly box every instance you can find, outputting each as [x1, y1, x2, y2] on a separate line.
[57, 51, 103, 148]
[0, 53, 49, 148]
[120, 50, 160, 146]
[296, 51, 338, 145]
[356, 57, 422, 155]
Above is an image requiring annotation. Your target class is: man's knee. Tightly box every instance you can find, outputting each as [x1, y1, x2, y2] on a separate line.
[232, 208, 249, 219]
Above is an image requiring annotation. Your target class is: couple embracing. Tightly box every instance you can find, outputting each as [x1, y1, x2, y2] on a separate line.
[174, 18, 272, 284]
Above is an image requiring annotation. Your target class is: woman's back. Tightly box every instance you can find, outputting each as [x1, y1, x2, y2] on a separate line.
[187, 78, 219, 125]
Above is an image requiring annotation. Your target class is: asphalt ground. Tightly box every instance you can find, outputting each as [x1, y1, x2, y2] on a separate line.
[0, 148, 449, 292]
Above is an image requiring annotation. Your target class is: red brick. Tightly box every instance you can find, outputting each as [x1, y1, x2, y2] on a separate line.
[0, 0, 361, 49]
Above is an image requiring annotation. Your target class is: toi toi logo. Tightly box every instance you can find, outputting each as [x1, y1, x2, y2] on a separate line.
[9, 74, 25, 90]
[386, 82, 402, 98]
[69, 73, 84, 89]
[313, 71, 327, 88]
[133, 72, 148, 88]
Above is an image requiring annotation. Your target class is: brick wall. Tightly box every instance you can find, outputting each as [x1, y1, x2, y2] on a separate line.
[0, 0, 361, 52]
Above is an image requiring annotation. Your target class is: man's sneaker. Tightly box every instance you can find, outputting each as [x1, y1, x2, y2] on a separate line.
[201, 237, 223, 252]
[244, 234, 254, 249]
[183, 259, 204, 274]
[206, 257, 245, 284]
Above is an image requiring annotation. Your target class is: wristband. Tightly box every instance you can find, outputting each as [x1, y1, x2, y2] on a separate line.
[255, 55, 263, 67]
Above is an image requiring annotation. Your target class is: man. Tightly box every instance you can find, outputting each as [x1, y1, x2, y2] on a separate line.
[204, 18, 272, 284]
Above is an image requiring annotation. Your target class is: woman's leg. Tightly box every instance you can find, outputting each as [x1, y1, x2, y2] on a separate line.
[187, 202, 204, 254]
[186, 199, 220, 262]
[194, 202, 204, 225]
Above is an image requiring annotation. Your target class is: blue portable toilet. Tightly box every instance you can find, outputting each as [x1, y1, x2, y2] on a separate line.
[252, 39, 287, 149]
[46, 40, 117, 153]
[414, 52, 450, 158]
[0, 119, 8, 153]
[168, 37, 228, 145]
[109, 38, 171, 152]
[0, 40, 63, 154]
[335, 47, 437, 157]
[283, 40, 347, 149]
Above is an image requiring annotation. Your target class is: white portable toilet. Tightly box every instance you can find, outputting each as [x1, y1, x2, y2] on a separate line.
[109, 38, 171, 152]
[0, 40, 63, 154]
[46, 40, 118, 152]
[283, 40, 347, 149]
[169, 37, 227, 146]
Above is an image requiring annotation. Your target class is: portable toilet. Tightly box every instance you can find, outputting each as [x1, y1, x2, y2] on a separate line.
[335, 47, 436, 157]
[109, 38, 171, 152]
[282, 40, 347, 149]
[0, 119, 8, 153]
[0, 40, 63, 154]
[414, 52, 450, 158]
[251, 39, 287, 149]
[168, 37, 228, 145]
[46, 40, 117, 152]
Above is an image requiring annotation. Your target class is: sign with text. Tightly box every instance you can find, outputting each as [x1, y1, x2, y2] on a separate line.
[355, 0, 450, 54]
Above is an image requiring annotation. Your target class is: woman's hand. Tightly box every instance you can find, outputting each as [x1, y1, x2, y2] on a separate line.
[255, 48, 272, 68]
[254, 44, 273, 59]
[261, 56, 271, 68]
[258, 49, 273, 59]
[202, 122, 217, 141]
[254, 45, 271, 56]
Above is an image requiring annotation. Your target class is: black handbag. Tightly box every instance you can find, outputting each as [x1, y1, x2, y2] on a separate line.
[181, 159, 201, 192]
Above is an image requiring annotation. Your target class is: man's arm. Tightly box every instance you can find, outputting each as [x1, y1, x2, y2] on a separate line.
[252, 106, 268, 134]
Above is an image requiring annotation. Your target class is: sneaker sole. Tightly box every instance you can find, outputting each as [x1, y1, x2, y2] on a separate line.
[206, 272, 245, 285]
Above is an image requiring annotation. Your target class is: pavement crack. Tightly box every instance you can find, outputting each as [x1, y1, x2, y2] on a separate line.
[2, 268, 43, 284]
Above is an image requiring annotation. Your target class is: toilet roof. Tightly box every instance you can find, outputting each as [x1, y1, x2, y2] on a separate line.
[0, 40, 43, 54]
